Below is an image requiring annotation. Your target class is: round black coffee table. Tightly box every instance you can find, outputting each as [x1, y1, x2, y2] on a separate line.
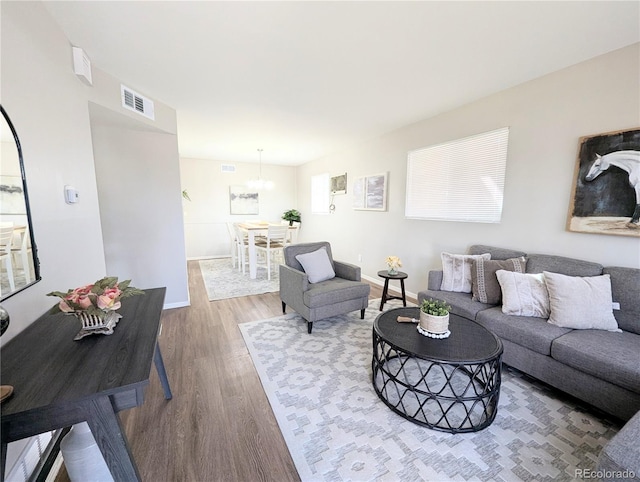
[372, 307, 503, 433]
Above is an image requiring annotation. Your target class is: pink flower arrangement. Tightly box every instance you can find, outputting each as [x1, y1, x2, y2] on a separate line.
[48, 277, 144, 316]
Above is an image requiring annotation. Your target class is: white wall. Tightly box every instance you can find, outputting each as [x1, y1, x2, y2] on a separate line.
[180, 157, 298, 258]
[0, 1, 107, 342]
[90, 110, 189, 308]
[296, 44, 640, 296]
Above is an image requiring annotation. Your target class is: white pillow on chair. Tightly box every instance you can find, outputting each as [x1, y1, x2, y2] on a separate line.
[295, 247, 336, 283]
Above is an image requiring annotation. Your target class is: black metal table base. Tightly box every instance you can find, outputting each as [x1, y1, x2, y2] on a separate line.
[372, 334, 502, 433]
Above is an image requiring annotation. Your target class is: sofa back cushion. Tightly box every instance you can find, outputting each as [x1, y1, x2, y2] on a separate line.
[526, 254, 603, 277]
[604, 266, 640, 335]
[469, 245, 527, 260]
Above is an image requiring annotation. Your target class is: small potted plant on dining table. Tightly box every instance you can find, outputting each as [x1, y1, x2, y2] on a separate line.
[419, 298, 451, 336]
[282, 209, 301, 226]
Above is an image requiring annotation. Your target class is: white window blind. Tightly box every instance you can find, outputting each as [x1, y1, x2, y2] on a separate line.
[405, 127, 509, 223]
[311, 173, 330, 214]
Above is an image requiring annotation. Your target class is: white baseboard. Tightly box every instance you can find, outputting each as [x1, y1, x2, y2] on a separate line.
[163, 300, 190, 310]
[187, 255, 230, 261]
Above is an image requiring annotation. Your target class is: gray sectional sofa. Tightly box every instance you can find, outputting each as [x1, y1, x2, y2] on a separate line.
[417, 244, 640, 423]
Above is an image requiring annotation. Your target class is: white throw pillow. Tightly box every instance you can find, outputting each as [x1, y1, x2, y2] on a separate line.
[295, 247, 336, 284]
[440, 252, 491, 293]
[496, 270, 550, 318]
[543, 271, 620, 331]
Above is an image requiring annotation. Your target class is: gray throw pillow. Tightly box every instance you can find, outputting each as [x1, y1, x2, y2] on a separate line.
[543, 271, 620, 331]
[472, 257, 527, 305]
[295, 247, 336, 284]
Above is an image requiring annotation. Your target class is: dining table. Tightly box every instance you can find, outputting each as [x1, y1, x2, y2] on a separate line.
[236, 222, 298, 279]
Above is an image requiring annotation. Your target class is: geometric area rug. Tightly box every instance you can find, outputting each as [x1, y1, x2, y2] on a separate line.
[239, 299, 620, 482]
[199, 257, 279, 301]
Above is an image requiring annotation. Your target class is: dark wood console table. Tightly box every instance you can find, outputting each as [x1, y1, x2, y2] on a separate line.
[1, 287, 172, 481]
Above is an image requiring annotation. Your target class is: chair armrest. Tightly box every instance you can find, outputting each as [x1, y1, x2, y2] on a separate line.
[428, 270, 443, 290]
[334, 261, 361, 281]
[279, 264, 309, 297]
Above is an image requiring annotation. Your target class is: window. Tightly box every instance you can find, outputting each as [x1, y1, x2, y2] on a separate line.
[405, 127, 509, 223]
[311, 173, 330, 214]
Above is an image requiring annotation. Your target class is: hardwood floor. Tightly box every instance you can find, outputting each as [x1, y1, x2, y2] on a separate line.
[56, 260, 396, 482]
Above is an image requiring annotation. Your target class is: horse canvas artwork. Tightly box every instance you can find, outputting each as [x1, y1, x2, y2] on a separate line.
[568, 128, 640, 237]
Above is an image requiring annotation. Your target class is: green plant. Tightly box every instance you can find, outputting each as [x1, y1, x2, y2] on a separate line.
[182, 189, 191, 201]
[420, 298, 451, 316]
[282, 209, 301, 225]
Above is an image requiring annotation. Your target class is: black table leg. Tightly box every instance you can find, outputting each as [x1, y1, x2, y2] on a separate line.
[154, 343, 173, 400]
[379, 278, 390, 310]
[85, 397, 141, 482]
[400, 279, 407, 306]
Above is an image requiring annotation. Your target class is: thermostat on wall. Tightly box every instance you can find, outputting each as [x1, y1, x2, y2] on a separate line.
[64, 185, 79, 204]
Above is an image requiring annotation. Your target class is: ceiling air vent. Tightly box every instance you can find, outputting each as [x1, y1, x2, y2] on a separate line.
[221, 164, 236, 173]
[120, 85, 155, 120]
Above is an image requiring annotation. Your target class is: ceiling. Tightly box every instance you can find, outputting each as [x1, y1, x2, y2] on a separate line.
[43, 1, 640, 166]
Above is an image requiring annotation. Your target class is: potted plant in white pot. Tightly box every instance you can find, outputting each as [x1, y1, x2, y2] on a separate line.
[282, 209, 301, 226]
[419, 298, 452, 338]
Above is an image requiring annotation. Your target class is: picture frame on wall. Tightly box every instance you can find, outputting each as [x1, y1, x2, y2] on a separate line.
[0, 175, 26, 215]
[353, 172, 388, 211]
[567, 127, 640, 237]
[229, 186, 259, 215]
[330, 173, 347, 195]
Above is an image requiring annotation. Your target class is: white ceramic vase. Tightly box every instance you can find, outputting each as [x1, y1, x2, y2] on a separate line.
[60, 422, 114, 482]
[419, 311, 450, 334]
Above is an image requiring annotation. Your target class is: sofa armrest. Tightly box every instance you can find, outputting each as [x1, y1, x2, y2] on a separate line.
[597, 410, 640, 481]
[428, 270, 443, 291]
[334, 260, 361, 281]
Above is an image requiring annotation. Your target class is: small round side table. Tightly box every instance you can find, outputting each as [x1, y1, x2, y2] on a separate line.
[377, 270, 408, 311]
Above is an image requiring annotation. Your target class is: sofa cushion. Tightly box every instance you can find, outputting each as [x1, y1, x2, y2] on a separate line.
[472, 257, 527, 305]
[295, 247, 335, 283]
[605, 266, 640, 335]
[303, 277, 370, 308]
[469, 245, 527, 261]
[544, 271, 620, 331]
[526, 253, 603, 277]
[440, 252, 491, 293]
[476, 306, 572, 356]
[417, 289, 493, 321]
[496, 270, 550, 318]
[551, 330, 640, 394]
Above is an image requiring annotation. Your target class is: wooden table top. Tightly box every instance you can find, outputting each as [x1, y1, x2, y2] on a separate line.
[1, 287, 166, 422]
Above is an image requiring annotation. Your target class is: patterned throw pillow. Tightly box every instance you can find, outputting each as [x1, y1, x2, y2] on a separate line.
[496, 270, 550, 318]
[440, 252, 491, 293]
[472, 257, 527, 305]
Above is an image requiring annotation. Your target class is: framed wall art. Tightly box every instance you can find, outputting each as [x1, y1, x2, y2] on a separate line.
[0, 175, 26, 215]
[229, 186, 259, 215]
[567, 127, 640, 237]
[330, 173, 347, 195]
[353, 172, 388, 211]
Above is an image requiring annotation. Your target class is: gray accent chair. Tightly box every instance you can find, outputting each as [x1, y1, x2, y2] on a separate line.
[279, 242, 370, 334]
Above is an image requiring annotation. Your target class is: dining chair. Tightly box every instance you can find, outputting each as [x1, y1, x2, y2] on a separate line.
[254, 225, 288, 280]
[0, 225, 16, 293]
[226, 222, 238, 268]
[11, 226, 31, 283]
[233, 224, 250, 273]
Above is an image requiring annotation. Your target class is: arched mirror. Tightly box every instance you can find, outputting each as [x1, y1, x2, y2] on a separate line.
[0, 105, 40, 300]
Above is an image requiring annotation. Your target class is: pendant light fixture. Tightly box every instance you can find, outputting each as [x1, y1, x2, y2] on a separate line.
[247, 148, 274, 190]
